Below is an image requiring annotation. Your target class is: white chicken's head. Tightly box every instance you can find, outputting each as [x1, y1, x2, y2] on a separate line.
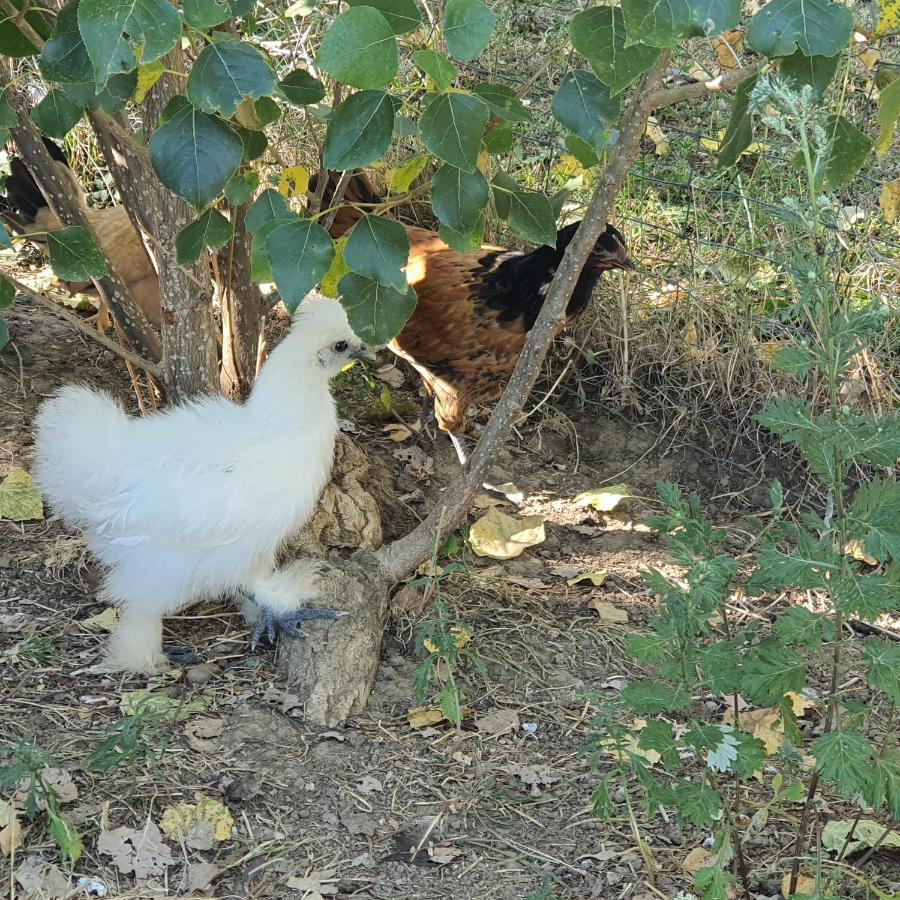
[294, 297, 368, 377]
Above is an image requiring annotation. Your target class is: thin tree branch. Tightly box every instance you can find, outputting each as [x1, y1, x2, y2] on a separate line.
[0, 268, 162, 378]
[373, 50, 673, 582]
[0, 0, 46, 51]
[648, 59, 766, 111]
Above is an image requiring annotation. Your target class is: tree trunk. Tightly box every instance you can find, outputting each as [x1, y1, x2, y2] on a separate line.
[277, 52, 673, 725]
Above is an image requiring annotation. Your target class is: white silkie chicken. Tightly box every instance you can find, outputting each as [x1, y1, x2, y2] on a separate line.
[34, 296, 366, 673]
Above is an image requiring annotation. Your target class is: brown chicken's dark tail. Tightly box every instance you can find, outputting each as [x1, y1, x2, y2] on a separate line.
[0, 138, 68, 234]
[309, 169, 383, 238]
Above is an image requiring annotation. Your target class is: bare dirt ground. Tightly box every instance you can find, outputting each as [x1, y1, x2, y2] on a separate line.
[2, 300, 899, 900]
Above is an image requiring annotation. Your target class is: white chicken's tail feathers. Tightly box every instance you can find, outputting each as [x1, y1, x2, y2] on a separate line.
[34, 385, 130, 527]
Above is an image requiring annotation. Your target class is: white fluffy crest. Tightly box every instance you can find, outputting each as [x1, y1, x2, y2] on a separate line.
[33, 296, 361, 672]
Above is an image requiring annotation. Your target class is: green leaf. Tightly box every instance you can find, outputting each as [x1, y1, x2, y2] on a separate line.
[387, 154, 429, 193]
[833, 572, 898, 619]
[0, 95, 16, 129]
[431, 164, 489, 232]
[31, 90, 83, 139]
[278, 68, 326, 107]
[622, 0, 740, 47]
[438, 217, 485, 251]
[565, 133, 600, 168]
[0, 0, 52, 57]
[48, 226, 108, 281]
[491, 171, 516, 219]
[471, 83, 531, 122]
[638, 720, 680, 770]
[0, 319, 8, 352]
[741, 638, 806, 705]
[552, 70, 620, 150]
[847, 478, 900, 564]
[444, 0, 498, 61]
[316, 7, 398, 89]
[700, 640, 741, 694]
[813, 730, 874, 800]
[685, 721, 731, 755]
[250, 219, 281, 281]
[569, 6, 660, 96]
[237, 125, 268, 161]
[672, 780, 723, 827]
[780, 51, 839, 102]
[419, 92, 489, 172]
[323, 90, 395, 171]
[253, 97, 279, 127]
[346, 0, 422, 35]
[77, 0, 182, 89]
[246, 188, 292, 235]
[48, 811, 82, 863]
[0, 277, 15, 309]
[343, 214, 410, 292]
[619, 679, 692, 714]
[774, 607, 836, 649]
[507, 189, 557, 246]
[731, 731, 767, 778]
[187, 39, 276, 118]
[183, 0, 231, 28]
[747, 0, 853, 57]
[148, 99, 244, 208]
[338, 272, 417, 345]
[694, 866, 737, 900]
[716, 75, 757, 168]
[819, 115, 873, 190]
[862, 639, 900, 704]
[175, 208, 234, 265]
[413, 49, 457, 91]
[224, 172, 253, 205]
[627, 629, 675, 663]
[875, 78, 900, 158]
[771, 345, 816, 377]
[865, 749, 900, 819]
[483, 121, 513, 154]
[590, 778, 614, 820]
[320, 235, 351, 297]
[264, 218, 334, 309]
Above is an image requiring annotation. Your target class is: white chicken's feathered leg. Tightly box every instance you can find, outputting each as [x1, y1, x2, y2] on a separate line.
[240, 560, 347, 650]
[103, 605, 166, 673]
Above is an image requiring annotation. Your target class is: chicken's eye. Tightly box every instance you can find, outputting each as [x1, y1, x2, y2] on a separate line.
[333, 340, 349, 353]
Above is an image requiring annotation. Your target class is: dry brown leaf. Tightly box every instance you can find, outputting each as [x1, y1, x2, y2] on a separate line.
[880, 178, 900, 223]
[712, 30, 744, 69]
[723, 705, 783, 754]
[588, 598, 628, 623]
[97, 823, 175, 879]
[286, 871, 339, 896]
[427, 844, 463, 864]
[374, 363, 405, 387]
[476, 708, 520, 736]
[859, 48, 881, 69]
[81, 607, 119, 632]
[383, 423, 412, 442]
[0, 816, 23, 857]
[570, 570, 608, 587]
[505, 575, 546, 590]
[472, 492, 509, 509]
[681, 847, 712, 874]
[644, 117, 670, 156]
[407, 705, 471, 728]
[160, 795, 232, 842]
[184, 717, 225, 753]
[469, 508, 545, 559]
[596, 734, 660, 765]
[185, 862, 220, 893]
[781, 873, 816, 897]
[14, 856, 71, 899]
[784, 691, 817, 717]
[357, 775, 384, 795]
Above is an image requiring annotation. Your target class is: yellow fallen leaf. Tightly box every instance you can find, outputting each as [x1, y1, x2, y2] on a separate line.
[320, 236, 349, 298]
[723, 705, 783, 754]
[759, 340, 787, 365]
[81, 607, 119, 632]
[0, 816, 22, 857]
[233, 98, 262, 130]
[386, 155, 427, 194]
[574, 484, 631, 512]
[472, 492, 508, 509]
[681, 846, 712, 874]
[160, 794, 233, 842]
[120, 689, 208, 721]
[880, 178, 900, 223]
[822, 818, 900, 858]
[0, 468, 44, 521]
[469, 508, 545, 559]
[588, 600, 629, 625]
[874, 0, 900, 36]
[597, 734, 660, 765]
[644, 116, 670, 156]
[701, 129, 769, 156]
[424, 626, 471, 654]
[553, 154, 586, 178]
[135, 60, 164, 104]
[781, 873, 816, 897]
[383, 423, 412, 442]
[569, 570, 608, 587]
[278, 165, 310, 198]
[784, 691, 816, 717]
[859, 48, 881, 69]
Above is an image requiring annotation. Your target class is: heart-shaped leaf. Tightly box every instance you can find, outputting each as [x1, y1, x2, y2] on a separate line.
[570, 6, 660, 96]
[323, 90, 395, 170]
[413, 50, 457, 91]
[183, 0, 231, 28]
[508, 189, 557, 246]
[176, 208, 234, 265]
[439, 215, 485, 251]
[346, 0, 422, 34]
[78, 0, 182, 88]
[622, 0, 741, 47]
[278, 69, 326, 107]
[779, 51, 839, 101]
[471, 82, 532, 122]
[483, 121, 514, 154]
[265, 218, 334, 309]
[316, 7, 398, 89]
[149, 99, 244, 208]
[444, 0, 498, 61]
[338, 272, 417, 345]
[431, 164, 489, 232]
[747, 0, 853, 57]
[419, 92, 489, 172]
[31, 90, 83, 138]
[0, 276, 15, 308]
[246, 188, 293, 235]
[48, 226, 108, 281]
[552, 70, 621, 149]
[819, 115, 873, 190]
[344, 215, 410, 292]
[187, 38, 276, 118]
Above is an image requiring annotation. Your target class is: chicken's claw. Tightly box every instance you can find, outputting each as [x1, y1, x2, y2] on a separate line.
[163, 645, 205, 666]
[250, 606, 348, 650]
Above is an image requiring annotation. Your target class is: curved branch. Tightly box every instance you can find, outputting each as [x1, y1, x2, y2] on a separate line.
[648, 59, 766, 111]
[374, 50, 673, 583]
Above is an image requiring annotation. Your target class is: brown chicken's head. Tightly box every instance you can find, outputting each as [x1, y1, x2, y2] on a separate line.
[587, 224, 634, 273]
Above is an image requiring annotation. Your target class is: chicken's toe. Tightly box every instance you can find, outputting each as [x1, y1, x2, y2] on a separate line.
[163, 645, 204, 666]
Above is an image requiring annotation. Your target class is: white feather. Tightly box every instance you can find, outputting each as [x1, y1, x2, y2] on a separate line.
[33, 297, 363, 672]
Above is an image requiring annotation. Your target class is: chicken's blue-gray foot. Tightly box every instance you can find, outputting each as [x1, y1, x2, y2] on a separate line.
[242, 593, 348, 650]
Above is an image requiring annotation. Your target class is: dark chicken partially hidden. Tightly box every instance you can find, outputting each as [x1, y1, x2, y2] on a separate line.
[314, 171, 634, 464]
